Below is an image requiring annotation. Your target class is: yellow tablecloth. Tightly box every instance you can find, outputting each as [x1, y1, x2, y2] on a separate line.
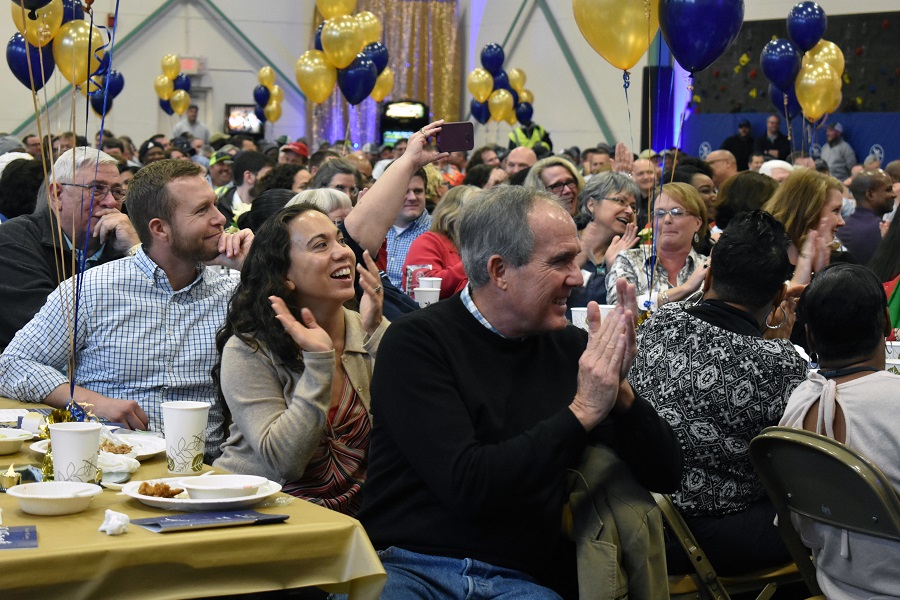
[0, 399, 385, 600]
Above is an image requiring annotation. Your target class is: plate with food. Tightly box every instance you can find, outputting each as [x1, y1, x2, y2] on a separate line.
[30, 434, 165, 462]
[121, 477, 282, 511]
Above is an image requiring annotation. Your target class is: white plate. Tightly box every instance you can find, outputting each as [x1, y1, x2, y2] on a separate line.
[30, 434, 165, 462]
[121, 477, 282, 512]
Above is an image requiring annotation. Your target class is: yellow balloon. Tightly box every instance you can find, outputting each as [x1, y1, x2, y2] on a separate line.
[258, 66, 276, 89]
[795, 62, 841, 121]
[518, 88, 534, 104]
[264, 100, 282, 123]
[321, 15, 364, 69]
[356, 11, 382, 45]
[316, 0, 357, 19]
[170, 89, 191, 115]
[295, 50, 337, 104]
[488, 89, 514, 122]
[154, 75, 174, 100]
[161, 54, 179, 80]
[466, 68, 494, 103]
[802, 40, 845, 77]
[270, 84, 284, 103]
[573, 0, 659, 71]
[826, 90, 843, 114]
[505, 111, 517, 126]
[52, 20, 105, 86]
[508, 67, 526, 93]
[370, 66, 394, 102]
[11, 0, 63, 47]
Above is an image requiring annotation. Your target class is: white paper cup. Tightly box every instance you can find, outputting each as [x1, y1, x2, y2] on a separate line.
[161, 401, 210, 475]
[598, 304, 616, 321]
[413, 287, 440, 307]
[48, 422, 101, 483]
[418, 277, 442, 289]
[570, 307, 588, 331]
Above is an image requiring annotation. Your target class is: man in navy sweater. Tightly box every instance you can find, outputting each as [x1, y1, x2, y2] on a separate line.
[358, 186, 681, 598]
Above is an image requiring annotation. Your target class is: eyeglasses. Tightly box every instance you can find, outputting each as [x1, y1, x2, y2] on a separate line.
[61, 181, 126, 201]
[654, 207, 695, 219]
[602, 196, 637, 212]
[546, 179, 578, 194]
[329, 184, 359, 196]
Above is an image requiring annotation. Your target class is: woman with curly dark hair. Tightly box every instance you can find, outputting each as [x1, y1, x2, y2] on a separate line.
[212, 202, 387, 515]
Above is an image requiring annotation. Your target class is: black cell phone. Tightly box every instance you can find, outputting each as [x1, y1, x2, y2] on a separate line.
[436, 122, 474, 153]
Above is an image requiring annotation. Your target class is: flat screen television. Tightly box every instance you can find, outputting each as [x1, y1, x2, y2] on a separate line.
[225, 104, 262, 136]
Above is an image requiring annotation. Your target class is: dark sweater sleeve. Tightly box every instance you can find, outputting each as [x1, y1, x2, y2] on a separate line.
[0, 239, 59, 349]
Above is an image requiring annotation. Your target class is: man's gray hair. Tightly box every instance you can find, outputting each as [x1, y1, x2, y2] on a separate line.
[522, 156, 583, 193]
[578, 171, 641, 219]
[49, 146, 117, 184]
[288, 188, 352, 214]
[459, 186, 558, 288]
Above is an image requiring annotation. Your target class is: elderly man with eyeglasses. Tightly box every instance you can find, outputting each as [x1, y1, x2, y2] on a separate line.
[0, 147, 139, 349]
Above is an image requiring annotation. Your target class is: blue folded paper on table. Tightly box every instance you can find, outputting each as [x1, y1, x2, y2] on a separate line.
[0, 525, 38, 549]
[131, 510, 289, 533]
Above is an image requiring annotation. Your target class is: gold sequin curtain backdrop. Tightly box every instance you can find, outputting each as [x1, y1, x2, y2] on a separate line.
[306, 0, 461, 149]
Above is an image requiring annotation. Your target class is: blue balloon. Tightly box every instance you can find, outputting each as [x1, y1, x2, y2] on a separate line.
[90, 94, 111, 116]
[6, 33, 55, 91]
[61, 0, 84, 23]
[769, 84, 801, 120]
[480, 43, 504, 76]
[470, 98, 489, 124]
[492, 69, 510, 91]
[516, 102, 533, 125]
[159, 98, 174, 115]
[337, 53, 378, 105]
[315, 22, 325, 52]
[760, 38, 801, 92]
[173, 73, 191, 92]
[362, 42, 389, 75]
[254, 105, 267, 124]
[11, 0, 51, 19]
[105, 69, 124, 97]
[253, 84, 270, 107]
[787, 1, 827, 53]
[659, 0, 744, 73]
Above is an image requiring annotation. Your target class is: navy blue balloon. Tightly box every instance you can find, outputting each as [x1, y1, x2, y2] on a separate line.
[480, 43, 504, 76]
[172, 73, 191, 92]
[509, 88, 519, 106]
[253, 84, 270, 107]
[362, 42, 389, 75]
[516, 102, 533, 125]
[90, 94, 111, 116]
[659, 0, 744, 73]
[337, 53, 378, 105]
[760, 38, 801, 92]
[470, 98, 489, 124]
[61, 0, 84, 23]
[159, 99, 174, 115]
[315, 22, 325, 52]
[492, 69, 510, 91]
[11, 0, 51, 18]
[787, 1, 827, 53]
[254, 105, 267, 124]
[105, 69, 124, 98]
[769, 84, 801, 120]
[6, 33, 55, 91]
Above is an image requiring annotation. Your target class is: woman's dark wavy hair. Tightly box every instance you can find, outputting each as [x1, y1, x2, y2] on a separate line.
[211, 203, 328, 405]
[869, 208, 900, 283]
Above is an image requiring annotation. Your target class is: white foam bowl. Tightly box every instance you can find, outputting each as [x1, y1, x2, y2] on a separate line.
[0, 428, 32, 455]
[6, 481, 103, 516]
[179, 474, 268, 499]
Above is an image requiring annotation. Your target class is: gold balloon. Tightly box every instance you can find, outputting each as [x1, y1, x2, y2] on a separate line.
[518, 88, 534, 104]
[316, 0, 357, 19]
[488, 89, 514, 122]
[11, 0, 63, 47]
[321, 15, 364, 69]
[826, 90, 843, 114]
[356, 11, 382, 45]
[161, 54, 179, 80]
[466, 68, 494, 103]
[270, 84, 284, 103]
[370, 66, 394, 102]
[170, 89, 191, 115]
[795, 62, 841, 121]
[52, 20, 105, 85]
[508, 67, 526, 93]
[505, 111, 517, 126]
[264, 100, 282, 122]
[802, 40, 845, 77]
[573, 0, 659, 71]
[258, 66, 276, 89]
[154, 75, 174, 100]
[295, 50, 337, 104]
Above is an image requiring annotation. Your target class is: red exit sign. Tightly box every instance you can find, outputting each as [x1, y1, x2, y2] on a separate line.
[179, 57, 207, 76]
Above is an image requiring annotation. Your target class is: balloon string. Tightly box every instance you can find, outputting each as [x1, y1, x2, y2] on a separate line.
[622, 71, 636, 158]
[669, 74, 693, 184]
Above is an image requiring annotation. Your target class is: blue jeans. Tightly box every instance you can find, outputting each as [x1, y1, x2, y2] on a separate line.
[338, 546, 563, 600]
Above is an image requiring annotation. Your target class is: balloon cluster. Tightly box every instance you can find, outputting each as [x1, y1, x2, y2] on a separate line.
[155, 54, 191, 116]
[295, 2, 393, 106]
[760, 2, 842, 122]
[466, 43, 533, 126]
[252, 66, 283, 124]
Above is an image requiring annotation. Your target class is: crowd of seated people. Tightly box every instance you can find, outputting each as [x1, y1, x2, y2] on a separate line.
[1, 116, 899, 599]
